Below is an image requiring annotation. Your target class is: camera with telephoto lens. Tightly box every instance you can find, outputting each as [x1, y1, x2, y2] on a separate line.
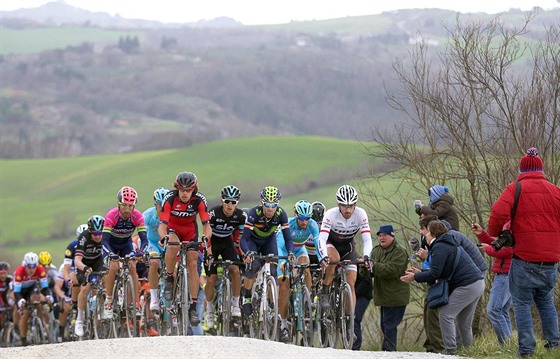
[490, 230, 515, 251]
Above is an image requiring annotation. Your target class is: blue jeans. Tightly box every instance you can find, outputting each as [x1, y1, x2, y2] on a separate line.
[486, 274, 512, 344]
[380, 306, 406, 351]
[509, 258, 559, 355]
[352, 296, 371, 350]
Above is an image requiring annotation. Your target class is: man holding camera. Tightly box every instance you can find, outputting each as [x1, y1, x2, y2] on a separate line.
[488, 147, 560, 358]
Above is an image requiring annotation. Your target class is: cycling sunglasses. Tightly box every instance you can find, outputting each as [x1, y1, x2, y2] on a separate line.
[222, 199, 238, 205]
[26, 263, 38, 269]
[263, 202, 279, 208]
[297, 215, 311, 221]
[92, 231, 103, 236]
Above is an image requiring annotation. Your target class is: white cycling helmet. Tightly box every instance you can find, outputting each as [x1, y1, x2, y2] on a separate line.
[76, 223, 88, 238]
[336, 185, 358, 206]
[23, 252, 39, 267]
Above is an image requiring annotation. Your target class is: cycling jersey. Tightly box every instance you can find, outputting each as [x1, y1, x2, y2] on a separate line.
[76, 230, 103, 264]
[143, 206, 163, 255]
[56, 264, 71, 298]
[277, 216, 319, 258]
[160, 190, 210, 242]
[209, 205, 245, 251]
[0, 275, 13, 305]
[240, 206, 294, 253]
[63, 240, 77, 268]
[304, 220, 322, 256]
[13, 265, 50, 301]
[317, 206, 373, 259]
[102, 207, 147, 256]
[44, 264, 58, 291]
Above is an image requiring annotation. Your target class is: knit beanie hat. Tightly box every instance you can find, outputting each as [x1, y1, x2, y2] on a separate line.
[519, 147, 544, 173]
[429, 185, 448, 204]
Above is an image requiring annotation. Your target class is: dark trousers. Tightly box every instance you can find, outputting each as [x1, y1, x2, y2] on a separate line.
[380, 306, 406, 351]
[423, 296, 444, 353]
[352, 296, 371, 350]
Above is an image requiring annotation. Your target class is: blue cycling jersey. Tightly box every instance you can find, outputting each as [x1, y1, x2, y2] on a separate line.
[143, 206, 164, 255]
[277, 217, 319, 258]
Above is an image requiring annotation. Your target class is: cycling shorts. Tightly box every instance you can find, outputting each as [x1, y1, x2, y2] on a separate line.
[277, 246, 308, 278]
[76, 259, 104, 285]
[326, 240, 357, 272]
[102, 240, 134, 258]
[243, 237, 278, 280]
[204, 237, 240, 276]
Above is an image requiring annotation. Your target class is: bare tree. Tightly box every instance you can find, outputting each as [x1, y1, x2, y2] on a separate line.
[363, 13, 559, 236]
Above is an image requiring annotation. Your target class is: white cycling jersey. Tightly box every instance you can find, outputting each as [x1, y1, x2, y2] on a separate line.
[317, 206, 372, 259]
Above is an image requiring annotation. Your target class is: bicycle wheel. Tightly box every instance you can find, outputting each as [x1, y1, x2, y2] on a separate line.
[300, 286, 314, 347]
[2, 322, 15, 347]
[339, 282, 354, 350]
[248, 288, 260, 339]
[93, 291, 112, 339]
[218, 277, 231, 336]
[31, 316, 47, 345]
[177, 267, 190, 335]
[122, 274, 138, 337]
[318, 290, 336, 348]
[261, 275, 278, 341]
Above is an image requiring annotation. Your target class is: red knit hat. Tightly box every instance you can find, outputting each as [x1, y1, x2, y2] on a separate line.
[519, 147, 544, 173]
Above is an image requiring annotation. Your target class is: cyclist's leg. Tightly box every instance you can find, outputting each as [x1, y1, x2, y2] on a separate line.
[186, 247, 200, 305]
[147, 243, 163, 310]
[297, 248, 312, 290]
[322, 245, 339, 287]
[221, 238, 242, 313]
[242, 238, 259, 315]
[102, 241, 119, 306]
[163, 233, 180, 278]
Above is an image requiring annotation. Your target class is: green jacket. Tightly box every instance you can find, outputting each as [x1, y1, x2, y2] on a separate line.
[371, 240, 410, 307]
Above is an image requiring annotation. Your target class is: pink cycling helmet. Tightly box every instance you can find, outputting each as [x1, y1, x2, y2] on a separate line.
[117, 186, 138, 205]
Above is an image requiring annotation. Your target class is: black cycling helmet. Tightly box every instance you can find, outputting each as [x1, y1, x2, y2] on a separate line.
[0, 261, 9, 271]
[87, 215, 105, 232]
[174, 171, 198, 189]
[311, 201, 326, 222]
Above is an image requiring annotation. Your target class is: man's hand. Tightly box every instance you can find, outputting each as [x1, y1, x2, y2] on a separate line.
[159, 235, 169, 247]
[46, 295, 54, 304]
[288, 252, 296, 264]
[17, 298, 26, 310]
[243, 251, 256, 264]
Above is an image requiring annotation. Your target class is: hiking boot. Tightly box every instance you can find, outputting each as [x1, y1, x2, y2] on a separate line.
[75, 320, 84, 337]
[205, 310, 215, 328]
[320, 293, 330, 309]
[189, 308, 200, 326]
[231, 305, 241, 318]
[164, 277, 174, 301]
[280, 327, 291, 343]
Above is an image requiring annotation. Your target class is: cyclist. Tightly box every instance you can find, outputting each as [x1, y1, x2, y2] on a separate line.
[158, 172, 212, 326]
[143, 187, 169, 313]
[38, 251, 59, 330]
[13, 252, 53, 347]
[306, 201, 326, 265]
[317, 185, 372, 310]
[102, 186, 147, 319]
[277, 200, 319, 343]
[240, 186, 294, 317]
[0, 261, 15, 333]
[73, 215, 105, 337]
[204, 185, 246, 329]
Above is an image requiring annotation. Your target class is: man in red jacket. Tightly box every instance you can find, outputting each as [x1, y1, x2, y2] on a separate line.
[488, 147, 560, 357]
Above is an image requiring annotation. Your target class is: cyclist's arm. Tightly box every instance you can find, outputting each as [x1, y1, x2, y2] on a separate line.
[54, 277, 66, 300]
[357, 208, 373, 257]
[74, 254, 86, 272]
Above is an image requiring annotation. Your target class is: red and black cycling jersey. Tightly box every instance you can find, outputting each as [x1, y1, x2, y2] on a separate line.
[160, 190, 210, 242]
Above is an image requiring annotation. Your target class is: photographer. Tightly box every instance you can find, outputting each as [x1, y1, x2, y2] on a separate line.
[488, 147, 560, 357]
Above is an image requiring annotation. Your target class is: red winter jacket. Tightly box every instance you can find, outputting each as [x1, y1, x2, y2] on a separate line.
[488, 171, 560, 263]
[476, 230, 512, 274]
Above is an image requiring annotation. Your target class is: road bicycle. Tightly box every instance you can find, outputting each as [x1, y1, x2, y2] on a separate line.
[154, 250, 179, 336]
[285, 262, 315, 347]
[110, 255, 138, 338]
[317, 259, 355, 349]
[211, 259, 244, 337]
[245, 253, 287, 341]
[0, 307, 16, 347]
[25, 299, 50, 345]
[86, 271, 113, 339]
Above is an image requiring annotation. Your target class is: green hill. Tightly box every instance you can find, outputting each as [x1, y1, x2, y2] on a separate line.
[0, 136, 377, 264]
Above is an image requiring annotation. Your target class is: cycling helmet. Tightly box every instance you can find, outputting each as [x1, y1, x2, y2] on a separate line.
[311, 201, 326, 222]
[294, 200, 313, 217]
[174, 171, 197, 189]
[38, 251, 52, 266]
[117, 186, 138, 205]
[221, 185, 241, 199]
[260, 186, 281, 203]
[23, 252, 39, 267]
[336, 185, 358, 205]
[0, 261, 10, 271]
[153, 187, 170, 205]
[76, 223, 88, 237]
[87, 215, 105, 232]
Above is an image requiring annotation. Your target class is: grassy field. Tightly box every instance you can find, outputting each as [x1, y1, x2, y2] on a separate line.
[0, 26, 146, 55]
[0, 136, 378, 263]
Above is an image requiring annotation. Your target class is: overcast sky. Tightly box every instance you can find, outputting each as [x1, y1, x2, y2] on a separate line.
[1, 0, 559, 25]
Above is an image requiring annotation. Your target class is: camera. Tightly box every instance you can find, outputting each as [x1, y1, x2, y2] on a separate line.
[413, 200, 423, 209]
[490, 230, 515, 251]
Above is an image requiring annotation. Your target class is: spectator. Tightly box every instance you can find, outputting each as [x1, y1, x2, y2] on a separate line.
[371, 225, 410, 351]
[415, 185, 460, 230]
[472, 222, 513, 345]
[488, 147, 560, 357]
[401, 220, 484, 355]
[352, 265, 372, 351]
